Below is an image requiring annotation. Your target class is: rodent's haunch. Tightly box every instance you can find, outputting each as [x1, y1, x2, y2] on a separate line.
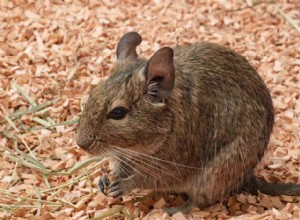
[76, 32, 300, 214]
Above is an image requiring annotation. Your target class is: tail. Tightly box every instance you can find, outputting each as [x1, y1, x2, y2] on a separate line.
[255, 178, 300, 196]
[243, 177, 300, 196]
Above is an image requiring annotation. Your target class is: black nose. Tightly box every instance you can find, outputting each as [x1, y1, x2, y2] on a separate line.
[76, 134, 94, 149]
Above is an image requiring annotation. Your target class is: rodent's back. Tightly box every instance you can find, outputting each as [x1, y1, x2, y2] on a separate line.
[170, 43, 274, 164]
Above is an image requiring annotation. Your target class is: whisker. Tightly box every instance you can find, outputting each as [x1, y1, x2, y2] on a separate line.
[112, 145, 204, 170]
[113, 149, 175, 182]
[105, 151, 133, 179]
[114, 146, 172, 171]
[111, 148, 169, 188]
[156, 146, 185, 178]
[112, 146, 192, 182]
[108, 149, 154, 187]
[112, 146, 184, 183]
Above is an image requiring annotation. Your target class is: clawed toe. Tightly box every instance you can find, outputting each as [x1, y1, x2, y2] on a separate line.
[97, 175, 124, 198]
[98, 174, 111, 194]
[107, 180, 123, 198]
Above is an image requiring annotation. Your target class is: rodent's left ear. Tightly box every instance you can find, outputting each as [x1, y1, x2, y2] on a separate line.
[145, 47, 175, 103]
[116, 32, 142, 61]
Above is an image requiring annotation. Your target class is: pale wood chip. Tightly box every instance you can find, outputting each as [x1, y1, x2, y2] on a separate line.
[1, 0, 300, 219]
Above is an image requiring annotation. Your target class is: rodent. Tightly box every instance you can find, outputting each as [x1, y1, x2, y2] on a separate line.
[76, 32, 300, 214]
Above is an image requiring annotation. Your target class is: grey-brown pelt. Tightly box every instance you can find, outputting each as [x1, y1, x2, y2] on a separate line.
[76, 32, 300, 214]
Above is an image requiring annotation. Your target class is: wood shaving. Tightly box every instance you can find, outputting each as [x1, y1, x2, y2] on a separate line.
[0, 0, 299, 219]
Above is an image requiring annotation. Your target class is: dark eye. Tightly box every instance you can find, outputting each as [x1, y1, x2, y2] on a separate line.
[107, 107, 129, 120]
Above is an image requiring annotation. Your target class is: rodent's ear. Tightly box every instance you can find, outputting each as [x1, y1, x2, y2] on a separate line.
[116, 32, 142, 61]
[146, 47, 175, 102]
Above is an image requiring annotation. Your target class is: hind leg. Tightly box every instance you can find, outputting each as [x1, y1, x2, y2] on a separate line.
[186, 137, 264, 207]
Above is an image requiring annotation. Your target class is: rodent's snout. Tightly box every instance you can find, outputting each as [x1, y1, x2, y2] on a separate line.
[75, 133, 94, 150]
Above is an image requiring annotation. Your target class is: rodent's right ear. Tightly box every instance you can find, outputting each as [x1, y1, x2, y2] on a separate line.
[116, 32, 142, 62]
[145, 47, 175, 103]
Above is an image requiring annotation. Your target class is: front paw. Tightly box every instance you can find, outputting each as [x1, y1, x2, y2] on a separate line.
[98, 174, 124, 199]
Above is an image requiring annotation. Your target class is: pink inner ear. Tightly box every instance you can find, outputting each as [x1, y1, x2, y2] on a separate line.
[146, 47, 175, 101]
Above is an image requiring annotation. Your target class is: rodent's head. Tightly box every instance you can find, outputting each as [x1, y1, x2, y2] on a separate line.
[76, 32, 175, 156]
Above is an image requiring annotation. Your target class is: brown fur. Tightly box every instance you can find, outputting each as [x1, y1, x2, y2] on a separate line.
[76, 32, 299, 211]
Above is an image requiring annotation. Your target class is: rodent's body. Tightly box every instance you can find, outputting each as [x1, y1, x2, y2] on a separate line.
[76, 32, 299, 213]
[155, 43, 274, 206]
